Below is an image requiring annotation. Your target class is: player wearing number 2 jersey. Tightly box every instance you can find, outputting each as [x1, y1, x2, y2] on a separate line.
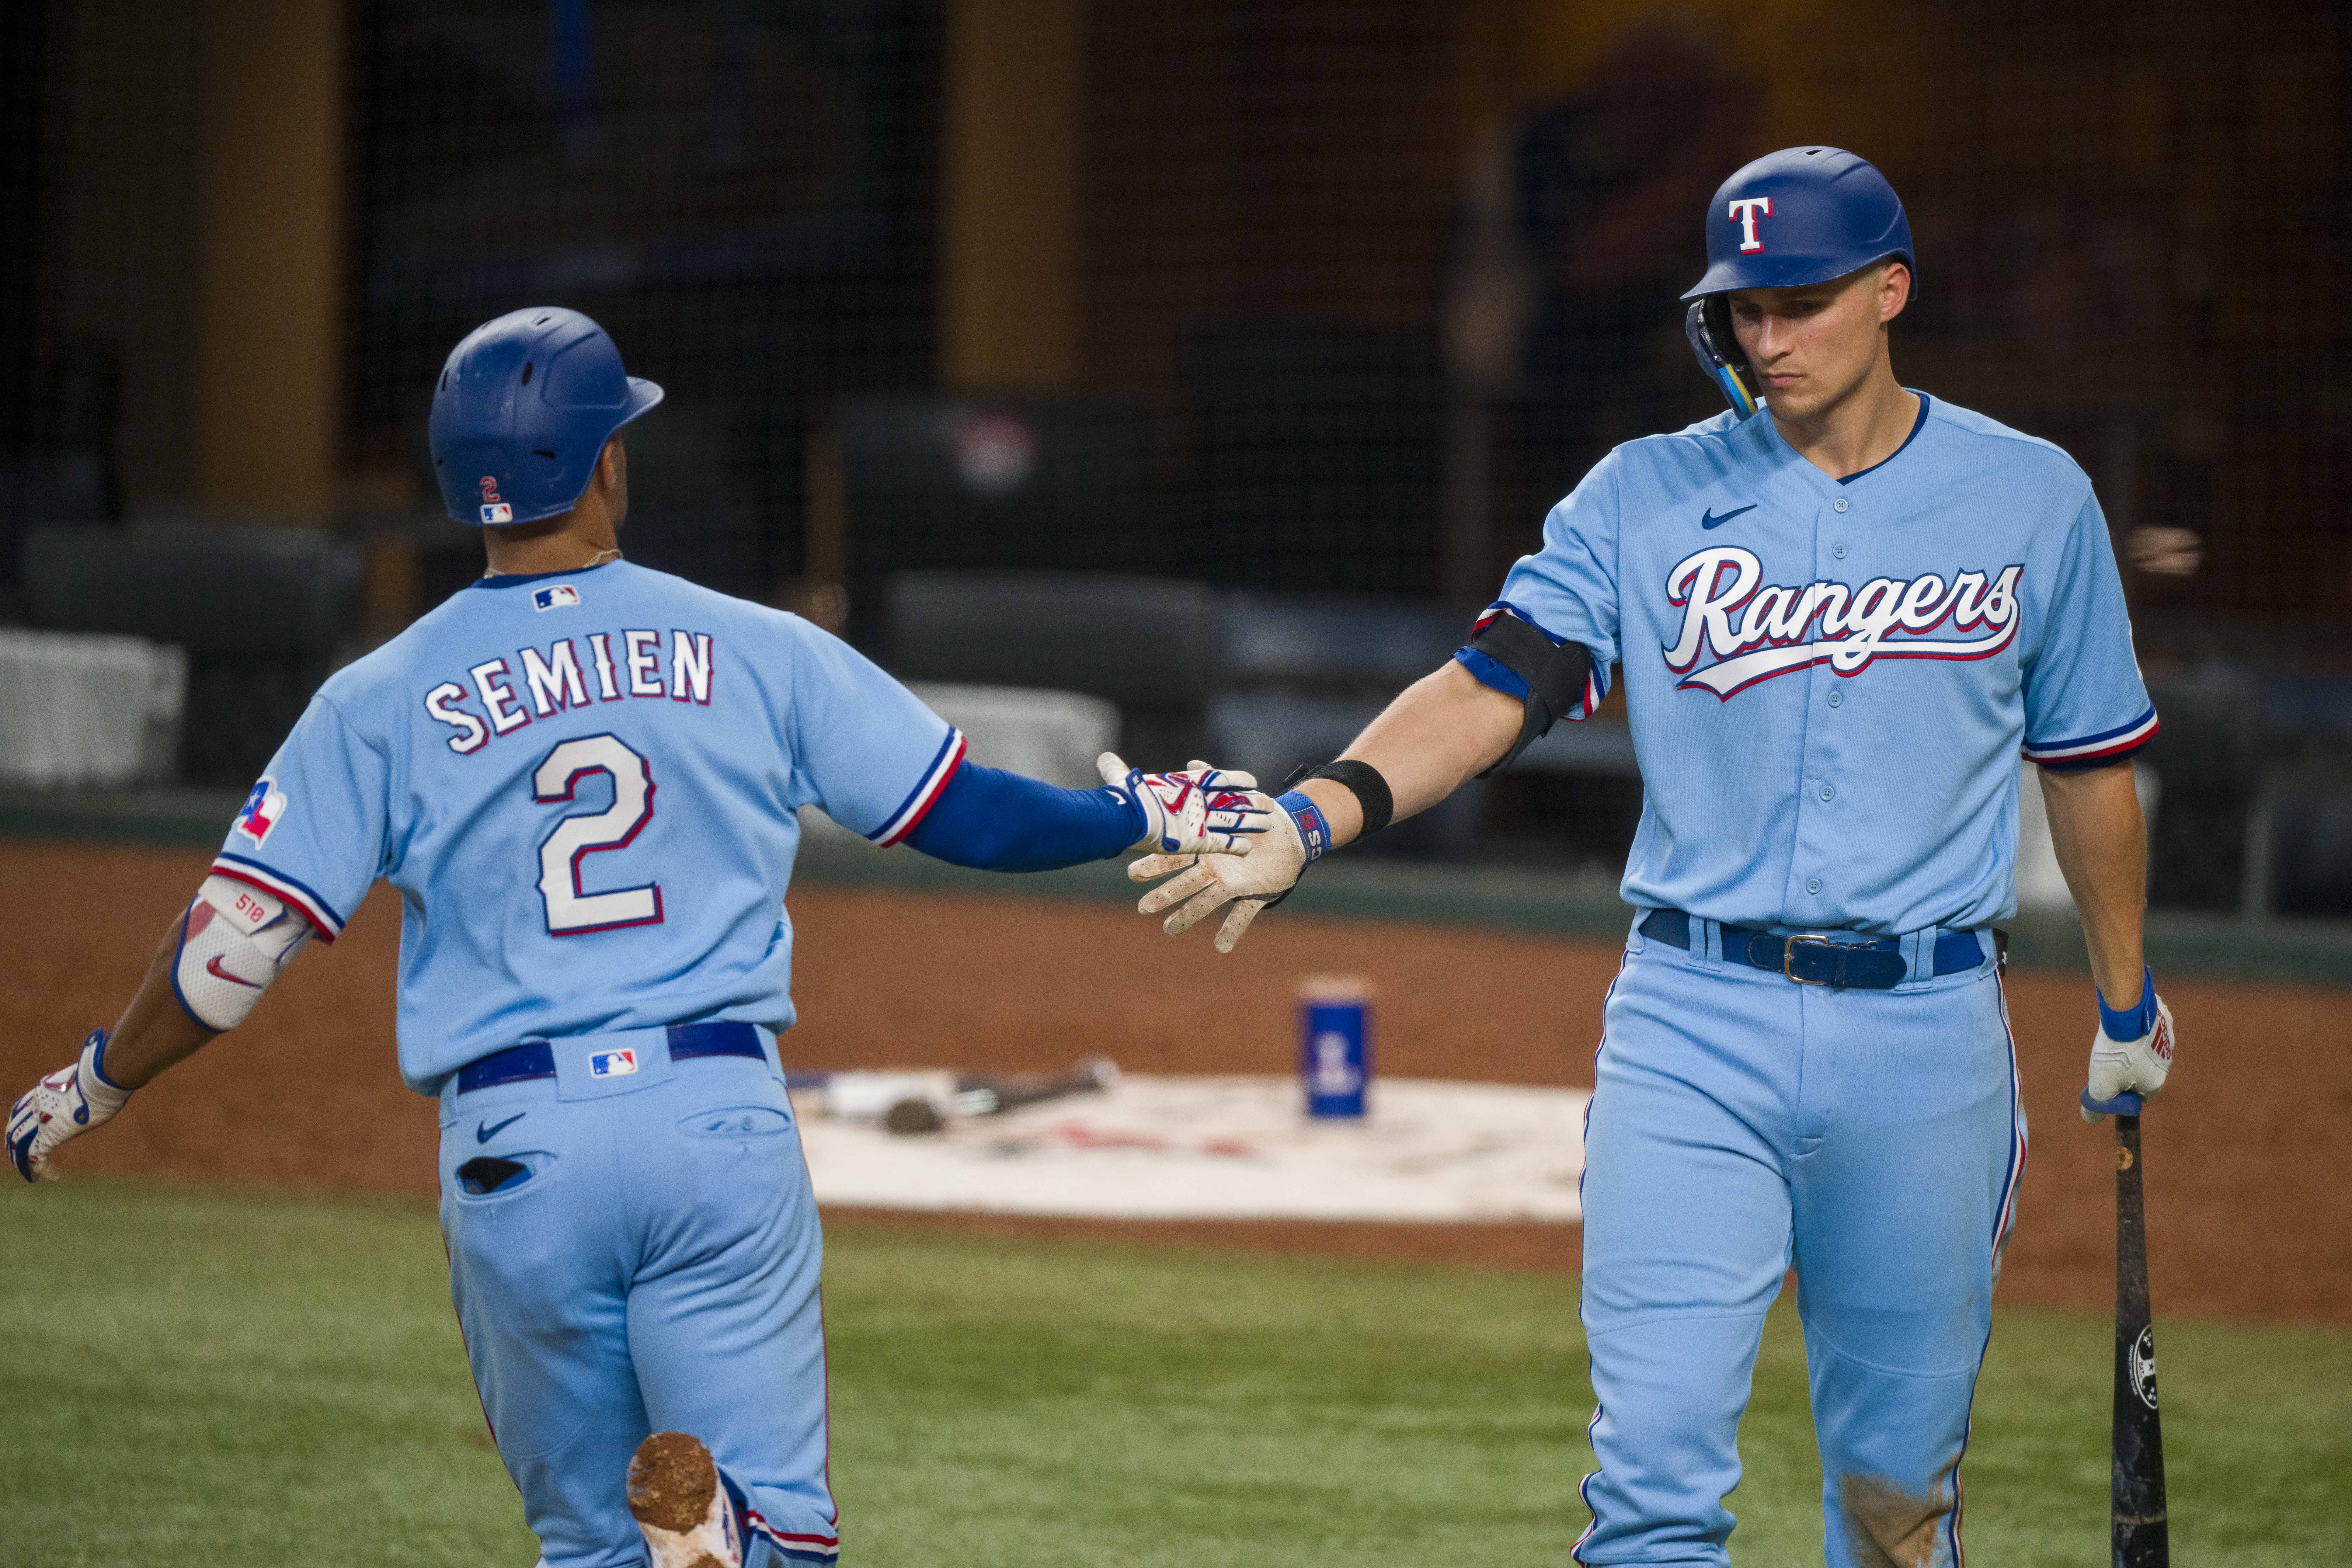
[7, 307, 1269, 1568]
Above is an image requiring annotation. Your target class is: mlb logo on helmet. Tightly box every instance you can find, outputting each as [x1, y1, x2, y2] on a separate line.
[533, 584, 581, 612]
[590, 1048, 639, 1078]
[478, 475, 512, 525]
[234, 777, 288, 846]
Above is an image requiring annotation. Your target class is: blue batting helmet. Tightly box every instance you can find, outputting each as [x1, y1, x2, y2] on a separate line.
[428, 307, 663, 527]
[1682, 146, 1915, 300]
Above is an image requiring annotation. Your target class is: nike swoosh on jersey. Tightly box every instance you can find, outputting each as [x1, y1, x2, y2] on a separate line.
[204, 955, 263, 989]
[1700, 504, 1759, 530]
[476, 1112, 528, 1144]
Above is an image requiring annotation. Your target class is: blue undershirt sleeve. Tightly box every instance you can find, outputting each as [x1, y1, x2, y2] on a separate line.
[905, 761, 1145, 872]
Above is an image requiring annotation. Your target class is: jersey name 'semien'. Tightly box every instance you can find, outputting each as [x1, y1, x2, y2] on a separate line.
[421, 625, 720, 752]
[206, 561, 965, 1090]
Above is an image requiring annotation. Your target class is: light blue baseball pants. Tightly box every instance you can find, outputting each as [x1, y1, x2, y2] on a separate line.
[437, 1027, 840, 1567]
[1574, 922, 2024, 1566]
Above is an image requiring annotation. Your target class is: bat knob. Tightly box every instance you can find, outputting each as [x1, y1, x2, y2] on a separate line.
[2081, 1088, 2143, 1121]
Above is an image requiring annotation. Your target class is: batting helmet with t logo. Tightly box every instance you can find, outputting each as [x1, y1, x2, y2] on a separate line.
[427, 307, 664, 527]
[1679, 146, 1914, 419]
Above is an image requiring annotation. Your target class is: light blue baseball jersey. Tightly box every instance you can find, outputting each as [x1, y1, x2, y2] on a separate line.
[1479, 394, 2155, 935]
[211, 560, 966, 1091]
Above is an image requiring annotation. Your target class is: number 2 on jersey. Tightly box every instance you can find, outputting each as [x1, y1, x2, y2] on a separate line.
[532, 734, 662, 934]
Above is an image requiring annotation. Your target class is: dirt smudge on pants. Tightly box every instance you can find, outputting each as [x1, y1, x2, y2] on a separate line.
[1837, 1472, 1953, 1568]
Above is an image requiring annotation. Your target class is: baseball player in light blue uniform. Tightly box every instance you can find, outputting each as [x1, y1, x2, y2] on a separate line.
[9, 307, 1264, 1568]
[1133, 149, 2179, 1564]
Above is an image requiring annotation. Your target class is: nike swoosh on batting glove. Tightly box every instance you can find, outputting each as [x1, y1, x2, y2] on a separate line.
[1099, 753, 1268, 857]
[8, 1030, 132, 1182]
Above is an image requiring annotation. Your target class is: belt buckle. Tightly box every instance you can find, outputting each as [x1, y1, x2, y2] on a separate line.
[1782, 934, 1833, 984]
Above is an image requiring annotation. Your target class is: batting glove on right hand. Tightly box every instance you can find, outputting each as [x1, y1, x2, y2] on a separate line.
[1130, 794, 1308, 953]
[2080, 976, 2176, 1123]
[8, 1030, 132, 1182]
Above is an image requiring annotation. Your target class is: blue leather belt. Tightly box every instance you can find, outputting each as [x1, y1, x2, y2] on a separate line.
[1639, 909, 1996, 990]
[455, 1020, 764, 1095]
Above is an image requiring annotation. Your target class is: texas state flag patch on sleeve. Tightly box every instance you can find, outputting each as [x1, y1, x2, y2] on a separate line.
[233, 777, 287, 846]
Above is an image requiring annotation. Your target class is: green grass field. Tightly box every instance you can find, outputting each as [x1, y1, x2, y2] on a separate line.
[3, 1182, 2346, 1566]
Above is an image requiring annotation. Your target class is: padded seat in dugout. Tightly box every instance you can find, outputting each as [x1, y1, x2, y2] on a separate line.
[2138, 670, 2267, 912]
[2269, 781, 2352, 917]
[1217, 590, 1463, 696]
[21, 523, 363, 786]
[885, 571, 1216, 771]
[1209, 589, 1480, 854]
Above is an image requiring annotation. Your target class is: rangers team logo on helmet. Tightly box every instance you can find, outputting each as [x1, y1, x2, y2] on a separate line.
[1727, 196, 1773, 252]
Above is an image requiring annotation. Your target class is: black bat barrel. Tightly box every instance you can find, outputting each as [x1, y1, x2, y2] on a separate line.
[2112, 1113, 2169, 1566]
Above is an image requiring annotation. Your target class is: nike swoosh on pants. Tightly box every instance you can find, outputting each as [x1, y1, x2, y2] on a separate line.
[477, 1113, 528, 1144]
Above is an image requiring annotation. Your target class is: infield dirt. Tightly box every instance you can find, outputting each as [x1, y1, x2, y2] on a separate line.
[5, 841, 2345, 1323]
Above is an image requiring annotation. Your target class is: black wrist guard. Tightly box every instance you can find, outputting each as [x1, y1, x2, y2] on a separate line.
[1304, 759, 1394, 839]
[1464, 613, 1594, 775]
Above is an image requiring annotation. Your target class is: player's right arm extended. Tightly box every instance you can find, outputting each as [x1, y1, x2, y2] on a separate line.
[1132, 660, 1526, 951]
[7, 877, 314, 1181]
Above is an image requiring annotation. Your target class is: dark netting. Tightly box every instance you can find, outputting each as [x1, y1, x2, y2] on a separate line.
[6, 0, 2350, 906]
[348, 0, 943, 607]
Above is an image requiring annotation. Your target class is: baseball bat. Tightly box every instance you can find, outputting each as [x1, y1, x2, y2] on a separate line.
[879, 1056, 1122, 1135]
[2108, 1096, 2169, 1566]
[949, 1055, 1121, 1118]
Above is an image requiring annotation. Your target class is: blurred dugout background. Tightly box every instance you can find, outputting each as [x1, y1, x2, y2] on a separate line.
[1, 0, 2349, 916]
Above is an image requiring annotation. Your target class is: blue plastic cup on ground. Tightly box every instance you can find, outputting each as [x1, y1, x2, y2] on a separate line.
[1299, 974, 1372, 1119]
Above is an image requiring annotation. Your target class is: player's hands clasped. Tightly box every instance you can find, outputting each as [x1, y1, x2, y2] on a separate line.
[7, 1030, 132, 1182]
[2080, 989, 2175, 1123]
[1100, 753, 1269, 857]
[1129, 795, 1309, 954]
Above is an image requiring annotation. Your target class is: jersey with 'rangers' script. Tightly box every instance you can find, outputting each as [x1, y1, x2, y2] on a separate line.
[210, 560, 964, 1090]
[1476, 394, 2154, 935]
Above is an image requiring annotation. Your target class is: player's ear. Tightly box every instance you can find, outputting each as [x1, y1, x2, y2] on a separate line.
[1877, 262, 1911, 326]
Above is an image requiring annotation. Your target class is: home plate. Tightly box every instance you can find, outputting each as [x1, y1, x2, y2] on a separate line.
[792, 1075, 1589, 1222]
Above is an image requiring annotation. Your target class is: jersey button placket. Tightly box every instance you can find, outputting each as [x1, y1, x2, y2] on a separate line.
[1792, 494, 1849, 919]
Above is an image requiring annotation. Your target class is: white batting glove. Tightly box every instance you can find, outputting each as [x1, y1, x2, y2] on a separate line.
[1100, 753, 1269, 857]
[8, 1031, 132, 1182]
[2080, 977, 2176, 1123]
[1131, 794, 1310, 953]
